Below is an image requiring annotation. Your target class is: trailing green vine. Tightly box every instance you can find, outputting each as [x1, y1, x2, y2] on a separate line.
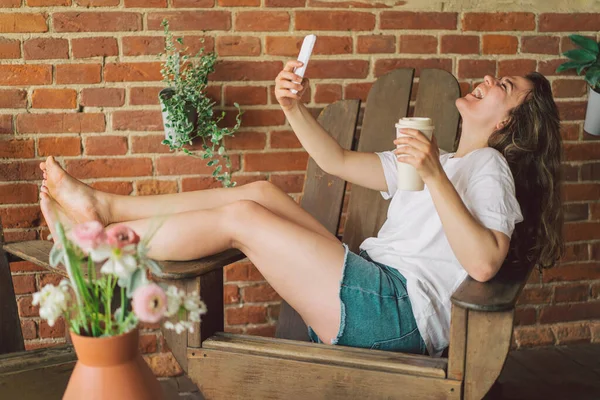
[159, 19, 242, 187]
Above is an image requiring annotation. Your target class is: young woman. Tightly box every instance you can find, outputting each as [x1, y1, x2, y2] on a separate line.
[39, 60, 563, 357]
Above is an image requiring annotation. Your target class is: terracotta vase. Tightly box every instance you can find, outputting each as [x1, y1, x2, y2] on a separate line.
[63, 327, 165, 400]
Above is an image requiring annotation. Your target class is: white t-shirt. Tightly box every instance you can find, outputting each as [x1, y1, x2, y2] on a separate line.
[359, 147, 524, 357]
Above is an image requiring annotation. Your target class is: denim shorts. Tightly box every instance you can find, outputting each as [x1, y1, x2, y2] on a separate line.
[308, 244, 428, 355]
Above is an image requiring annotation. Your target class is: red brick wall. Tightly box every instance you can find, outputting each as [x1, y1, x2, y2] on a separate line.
[1, 2, 599, 373]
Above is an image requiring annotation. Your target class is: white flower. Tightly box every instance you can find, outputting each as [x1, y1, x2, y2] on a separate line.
[32, 279, 70, 327]
[165, 285, 185, 317]
[99, 247, 139, 283]
[163, 320, 194, 334]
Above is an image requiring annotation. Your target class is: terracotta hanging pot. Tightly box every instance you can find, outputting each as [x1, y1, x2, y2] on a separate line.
[63, 327, 165, 400]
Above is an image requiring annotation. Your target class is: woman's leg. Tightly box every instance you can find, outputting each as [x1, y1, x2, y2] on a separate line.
[40, 156, 337, 242]
[102, 200, 346, 344]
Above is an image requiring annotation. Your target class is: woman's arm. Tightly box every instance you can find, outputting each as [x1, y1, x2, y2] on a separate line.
[395, 129, 509, 282]
[275, 61, 387, 192]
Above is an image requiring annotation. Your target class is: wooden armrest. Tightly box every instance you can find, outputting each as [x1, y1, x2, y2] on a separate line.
[451, 262, 534, 312]
[3, 241, 246, 281]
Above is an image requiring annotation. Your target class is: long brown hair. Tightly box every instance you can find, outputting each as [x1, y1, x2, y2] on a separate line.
[487, 72, 564, 271]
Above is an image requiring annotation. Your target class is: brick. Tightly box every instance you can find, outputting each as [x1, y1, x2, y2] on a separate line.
[0, 38, 21, 59]
[376, 58, 452, 78]
[538, 59, 576, 77]
[29, 0, 71, 4]
[66, 158, 152, 179]
[268, 303, 280, 319]
[269, 174, 304, 193]
[497, 59, 537, 78]
[219, 0, 258, 5]
[85, 136, 128, 156]
[81, 88, 125, 107]
[555, 283, 589, 303]
[174, 0, 214, 5]
[562, 124, 581, 143]
[381, 11, 456, 30]
[543, 263, 600, 282]
[561, 243, 589, 264]
[581, 163, 600, 181]
[235, 11, 289, 31]
[182, 174, 266, 191]
[89, 181, 133, 195]
[592, 205, 600, 221]
[521, 35, 560, 54]
[244, 152, 308, 172]
[147, 11, 230, 31]
[71, 37, 118, 58]
[563, 204, 588, 222]
[210, 61, 282, 82]
[0, 206, 41, 229]
[144, 353, 183, 377]
[4, 231, 37, 242]
[217, 36, 261, 57]
[21, 320, 37, 340]
[295, 11, 375, 31]
[463, 12, 535, 31]
[112, 110, 163, 131]
[124, 0, 166, 6]
[220, 109, 285, 128]
[17, 113, 105, 134]
[552, 80, 587, 99]
[0, 0, 20, 6]
[265, 0, 303, 5]
[39, 318, 65, 338]
[540, 302, 600, 324]
[399, 35, 437, 54]
[12, 274, 36, 294]
[157, 154, 240, 176]
[357, 35, 395, 54]
[0, 13, 48, 33]
[104, 62, 162, 82]
[226, 305, 267, 325]
[266, 36, 352, 56]
[32, 89, 77, 109]
[305, 60, 369, 79]
[245, 325, 276, 337]
[555, 322, 591, 345]
[0, 160, 40, 181]
[482, 35, 518, 55]
[514, 326, 555, 348]
[138, 334, 157, 354]
[539, 13, 600, 32]
[56, 64, 102, 84]
[314, 84, 342, 103]
[136, 179, 178, 195]
[75, 0, 120, 5]
[53, 12, 142, 32]
[440, 35, 479, 54]
[129, 87, 161, 106]
[516, 286, 552, 305]
[562, 164, 579, 181]
[122, 36, 164, 56]
[557, 101, 587, 121]
[0, 115, 11, 134]
[224, 261, 263, 281]
[131, 135, 171, 154]
[270, 130, 301, 149]
[0, 183, 38, 204]
[514, 307, 536, 326]
[38, 137, 81, 157]
[23, 38, 68, 60]
[561, 35, 596, 53]
[224, 284, 240, 304]
[457, 59, 496, 79]
[224, 131, 266, 150]
[18, 296, 39, 317]
[564, 142, 600, 161]
[0, 139, 34, 158]
[344, 82, 372, 102]
[0, 65, 52, 86]
[224, 86, 267, 106]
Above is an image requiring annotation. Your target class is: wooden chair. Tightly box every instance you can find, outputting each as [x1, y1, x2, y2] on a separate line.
[1, 68, 533, 399]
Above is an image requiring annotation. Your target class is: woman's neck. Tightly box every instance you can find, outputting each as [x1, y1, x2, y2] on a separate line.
[453, 121, 492, 158]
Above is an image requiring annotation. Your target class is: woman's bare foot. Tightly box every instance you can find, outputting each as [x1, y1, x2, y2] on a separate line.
[39, 156, 110, 226]
[39, 193, 73, 242]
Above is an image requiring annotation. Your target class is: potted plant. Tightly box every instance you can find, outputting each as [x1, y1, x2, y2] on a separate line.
[557, 34, 600, 136]
[34, 220, 205, 400]
[159, 19, 243, 187]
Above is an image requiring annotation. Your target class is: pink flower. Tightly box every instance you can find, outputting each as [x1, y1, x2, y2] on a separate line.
[132, 284, 167, 324]
[105, 225, 140, 249]
[68, 221, 106, 253]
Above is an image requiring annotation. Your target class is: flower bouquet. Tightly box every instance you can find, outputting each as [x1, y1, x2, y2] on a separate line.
[34, 220, 205, 400]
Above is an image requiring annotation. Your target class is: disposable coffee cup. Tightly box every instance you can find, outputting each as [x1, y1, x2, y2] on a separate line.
[395, 117, 435, 191]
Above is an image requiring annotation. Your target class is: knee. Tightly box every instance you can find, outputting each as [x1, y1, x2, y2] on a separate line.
[245, 180, 281, 203]
[222, 200, 268, 242]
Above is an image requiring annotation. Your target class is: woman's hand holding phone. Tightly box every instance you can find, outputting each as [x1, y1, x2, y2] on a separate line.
[274, 60, 309, 112]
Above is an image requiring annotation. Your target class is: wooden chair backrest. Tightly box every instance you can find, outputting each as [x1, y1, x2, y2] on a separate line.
[275, 68, 461, 340]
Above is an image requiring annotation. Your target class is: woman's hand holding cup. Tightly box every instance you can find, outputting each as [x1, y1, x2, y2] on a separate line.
[274, 60, 309, 112]
[394, 128, 443, 185]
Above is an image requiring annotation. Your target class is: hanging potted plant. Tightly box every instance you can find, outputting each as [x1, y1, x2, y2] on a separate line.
[556, 34, 600, 136]
[159, 19, 243, 187]
[35, 220, 205, 400]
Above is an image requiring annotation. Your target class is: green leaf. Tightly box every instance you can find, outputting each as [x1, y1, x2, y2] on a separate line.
[145, 259, 163, 275]
[126, 269, 147, 298]
[218, 146, 225, 155]
[556, 61, 583, 73]
[586, 66, 600, 89]
[570, 34, 599, 55]
[49, 244, 64, 268]
[563, 49, 597, 63]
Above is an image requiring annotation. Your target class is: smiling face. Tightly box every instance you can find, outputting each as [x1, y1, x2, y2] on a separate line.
[456, 75, 534, 134]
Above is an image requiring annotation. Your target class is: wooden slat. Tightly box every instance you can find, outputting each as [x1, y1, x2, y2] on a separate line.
[447, 304, 467, 382]
[343, 68, 414, 252]
[201, 332, 447, 378]
[3, 240, 243, 280]
[463, 310, 513, 400]
[0, 220, 25, 355]
[413, 69, 461, 153]
[0, 345, 76, 400]
[451, 262, 534, 312]
[276, 99, 360, 342]
[189, 346, 460, 400]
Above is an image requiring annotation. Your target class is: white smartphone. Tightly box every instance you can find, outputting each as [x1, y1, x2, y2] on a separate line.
[291, 34, 317, 94]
